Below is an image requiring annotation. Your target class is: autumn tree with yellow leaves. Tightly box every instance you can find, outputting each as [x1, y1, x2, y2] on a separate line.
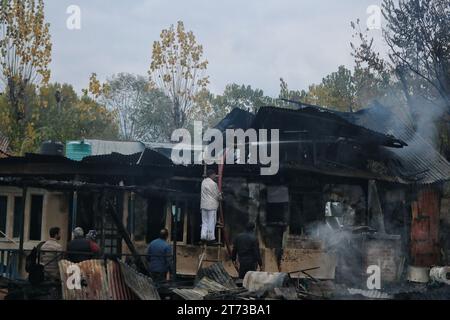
[0, 0, 52, 153]
[149, 21, 209, 129]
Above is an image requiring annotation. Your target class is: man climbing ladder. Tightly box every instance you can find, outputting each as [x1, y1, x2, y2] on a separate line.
[200, 169, 222, 242]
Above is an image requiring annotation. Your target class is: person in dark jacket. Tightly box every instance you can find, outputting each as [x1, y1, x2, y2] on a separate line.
[146, 229, 173, 282]
[232, 222, 263, 279]
[67, 227, 94, 263]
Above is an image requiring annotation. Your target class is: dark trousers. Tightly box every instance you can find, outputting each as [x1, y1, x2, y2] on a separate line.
[150, 272, 167, 283]
[238, 261, 257, 279]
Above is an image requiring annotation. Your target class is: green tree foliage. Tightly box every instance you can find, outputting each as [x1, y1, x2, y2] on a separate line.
[36, 84, 118, 143]
[216, 84, 274, 113]
[0, 83, 119, 154]
[190, 84, 275, 128]
[279, 66, 390, 112]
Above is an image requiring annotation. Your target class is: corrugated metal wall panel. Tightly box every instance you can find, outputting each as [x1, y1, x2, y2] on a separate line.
[59, 260, 109, 300]
[59, 259, 154, 300]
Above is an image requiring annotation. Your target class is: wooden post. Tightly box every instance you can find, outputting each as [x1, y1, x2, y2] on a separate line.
[18, 186, 27, 272]
[129, 192, 135, 236]
[100, 191, 106, 255]
[172, 204, 178, 282]
[71, 191, 78, 232]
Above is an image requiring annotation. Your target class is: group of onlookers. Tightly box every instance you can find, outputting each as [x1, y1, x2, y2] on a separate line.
[37, 217, 262, 284]
[38, 226, 100, 281]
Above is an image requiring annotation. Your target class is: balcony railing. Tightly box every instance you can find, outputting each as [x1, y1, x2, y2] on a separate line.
[0, 249, 20, 280]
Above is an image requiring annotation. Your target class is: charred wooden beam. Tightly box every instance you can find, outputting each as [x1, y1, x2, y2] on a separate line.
[106, 196, 148, 275]
[0, 177, 180, 196]
[17, 186, 27, 272]
[0, 162, 173, 178]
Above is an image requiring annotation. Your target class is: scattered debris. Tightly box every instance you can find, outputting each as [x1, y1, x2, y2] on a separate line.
[118, 260, 160, 300]
[195, 262, 237, 290]
[243, 271, 290, 295]
[429, 266, 450, 285]
[173, 263, 243, 300]
[407, 265, 430, 283]
[347, 288, 392, 300]
[273, 287, 298, 300]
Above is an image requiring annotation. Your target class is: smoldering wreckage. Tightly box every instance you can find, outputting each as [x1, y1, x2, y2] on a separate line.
[0, 101, 450, 300]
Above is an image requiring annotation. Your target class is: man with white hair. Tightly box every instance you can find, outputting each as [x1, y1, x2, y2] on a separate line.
[66, 227, 94, 263]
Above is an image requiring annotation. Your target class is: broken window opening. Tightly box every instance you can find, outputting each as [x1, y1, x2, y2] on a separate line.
[169, 202, 186, 243]
[29, 195, 43, 241]
[0, 196, 7, 238]
[12, 196, 22, 238]
[266, 186, 289, 225]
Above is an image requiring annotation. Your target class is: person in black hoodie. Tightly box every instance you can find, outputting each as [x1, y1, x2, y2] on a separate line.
[231, 222, 263, 279]
[66, 227, 94, 263]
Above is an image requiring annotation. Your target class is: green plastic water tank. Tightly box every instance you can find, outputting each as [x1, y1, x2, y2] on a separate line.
[66, 140, 92, 161]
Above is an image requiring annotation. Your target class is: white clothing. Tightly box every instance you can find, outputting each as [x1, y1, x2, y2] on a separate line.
[200, 177, 220, 210]
[201, 209, 217, 241]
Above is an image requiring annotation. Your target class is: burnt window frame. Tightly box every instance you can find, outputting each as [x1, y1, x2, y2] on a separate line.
[28, 194, 44, 241]
[0, 195, 7, 238]
[12, 196, 23, 238]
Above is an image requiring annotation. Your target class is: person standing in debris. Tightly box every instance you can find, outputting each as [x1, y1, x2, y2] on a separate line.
[146, 229, 173, 282]
[200, 169, 222, 242]
[40, 227, 63, 281]
[232, 222, 263, 279]
[66, 227, 94, 263]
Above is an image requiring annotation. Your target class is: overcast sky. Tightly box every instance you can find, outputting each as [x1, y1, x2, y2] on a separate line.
[45, 0, 385, 96]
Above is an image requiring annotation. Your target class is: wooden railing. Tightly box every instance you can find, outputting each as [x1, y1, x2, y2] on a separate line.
[0, 249, 21, 280]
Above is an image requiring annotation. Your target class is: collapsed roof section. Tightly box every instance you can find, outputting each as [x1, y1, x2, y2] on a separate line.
[214, 102, 450, 185]
[253, 106, 406, 149]
[215, 105, 406, 148]
[337, 102, 450, 184]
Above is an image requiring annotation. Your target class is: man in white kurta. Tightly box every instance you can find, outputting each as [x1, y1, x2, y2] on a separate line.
[200, 169, 221, 241]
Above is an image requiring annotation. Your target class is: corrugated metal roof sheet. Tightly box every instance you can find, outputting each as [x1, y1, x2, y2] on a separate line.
[195, 262, 237, 290]
[81, 149, 173, 166]
[173, 263, 239, 300]
[172, 287, 209, 300]
[118, 260, 160, 300]
[173, 277, 230, 300]
[85, 139, 145, 156]
[348, 103, 450, 184]
[106, 260, 136, 300]
[196, 276, 229, 291]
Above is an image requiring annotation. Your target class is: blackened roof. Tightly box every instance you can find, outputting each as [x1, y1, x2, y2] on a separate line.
[214, 107, 255, 132]
[252, 106, 406, 148]
[345, 102, 450, 184]
[284, 100, 450, 184]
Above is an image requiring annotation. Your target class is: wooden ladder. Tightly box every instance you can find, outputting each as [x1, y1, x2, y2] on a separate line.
[197, 223, 223, 271]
